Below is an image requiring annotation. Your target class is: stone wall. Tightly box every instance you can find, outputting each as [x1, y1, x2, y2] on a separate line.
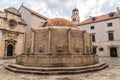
[19, 6, 48, 29]
[24, 27, 92, 55]
[51, 28, 68, 54]
[84, 32, 92, 54]
[16, 54, 98, 67]
[70, 29, 83, 54]
[34, 29, 49, 53]
[18, 25, 96, 67]
[24, 31, 32, 53]
[78, 17, 120, 57]
[0, 31, 5, 58]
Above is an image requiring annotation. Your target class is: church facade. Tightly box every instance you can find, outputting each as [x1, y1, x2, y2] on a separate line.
[0, 7, 26, 58]
[0, 5, 48, 59]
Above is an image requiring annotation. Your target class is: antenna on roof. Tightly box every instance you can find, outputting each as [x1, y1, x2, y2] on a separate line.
[117, 7, 119, 10]
[75, 6, 77, 9]
[71, 0, 77, 8]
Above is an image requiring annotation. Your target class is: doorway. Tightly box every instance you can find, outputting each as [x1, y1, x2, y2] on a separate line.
[7, 44, 14, 56]
[110, 47, 117, 57]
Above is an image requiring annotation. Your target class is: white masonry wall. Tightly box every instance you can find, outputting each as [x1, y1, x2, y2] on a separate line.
[19, 6, 47, 30]
[78, 18, 120, 57]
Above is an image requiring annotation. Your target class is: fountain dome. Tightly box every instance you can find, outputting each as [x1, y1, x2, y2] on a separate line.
[39, 18, 76, 28]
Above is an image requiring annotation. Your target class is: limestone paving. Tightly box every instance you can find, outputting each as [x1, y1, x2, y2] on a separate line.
[0, 58, 120, 80]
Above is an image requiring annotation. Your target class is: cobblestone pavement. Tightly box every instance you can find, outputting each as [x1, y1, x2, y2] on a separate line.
[0, 58, 120, 80]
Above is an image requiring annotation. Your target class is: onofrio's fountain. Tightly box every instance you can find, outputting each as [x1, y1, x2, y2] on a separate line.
[5, 18, 108, 74]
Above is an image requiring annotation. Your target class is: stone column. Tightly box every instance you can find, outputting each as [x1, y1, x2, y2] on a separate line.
[82, 31, 86, 55]
[24, 33, 26, 53]
[4, 40, 7, 58]
[68, 28, 71, 54]
[48, 28, 51, 54]
[90, 34, 92, 54]
[22, 33, 25, 53]
[31, 28, 35, 53]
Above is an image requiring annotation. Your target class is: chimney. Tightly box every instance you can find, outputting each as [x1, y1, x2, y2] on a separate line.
[89, 16, 92, 18]
[22, 3, 24, 6]
[117, 7, 119, 11]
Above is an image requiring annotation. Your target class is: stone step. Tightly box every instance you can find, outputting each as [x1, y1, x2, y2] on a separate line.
[7, 62, 106, 71]
[4, 63, 108, 75]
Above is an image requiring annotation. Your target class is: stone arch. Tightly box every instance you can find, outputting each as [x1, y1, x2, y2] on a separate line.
[7, 44, 14, 56]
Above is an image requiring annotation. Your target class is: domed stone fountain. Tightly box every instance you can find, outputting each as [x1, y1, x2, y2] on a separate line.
[5, 18, 108, 74]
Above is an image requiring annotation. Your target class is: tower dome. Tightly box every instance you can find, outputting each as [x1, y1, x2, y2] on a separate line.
[72, 8, 78, 12]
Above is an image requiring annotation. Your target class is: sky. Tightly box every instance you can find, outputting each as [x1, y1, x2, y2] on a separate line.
[0, 0, 120, 21]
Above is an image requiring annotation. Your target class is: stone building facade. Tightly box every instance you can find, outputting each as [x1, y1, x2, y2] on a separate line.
[77, 8, 120, 57]
[0, 5, 48, 59]
[18, 5, 48, 30]
[0, 7, 26, 58]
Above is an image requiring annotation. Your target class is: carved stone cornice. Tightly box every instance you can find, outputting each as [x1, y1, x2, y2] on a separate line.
[0, 28, 24, 39]
[0, 28, 24, 34]
[18, 21, 27, 26]
[5, 39, 17, 45]
[0, 16, 7, 20]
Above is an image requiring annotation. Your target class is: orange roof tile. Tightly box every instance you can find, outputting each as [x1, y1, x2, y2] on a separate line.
[77, 12, 119, 26]
[38, 18, 77, 28]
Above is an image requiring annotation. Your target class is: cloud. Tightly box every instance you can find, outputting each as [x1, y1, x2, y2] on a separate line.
[0, 0, 120, 21]
[24, 0, 73, 20]
[77, 0, 120, 21]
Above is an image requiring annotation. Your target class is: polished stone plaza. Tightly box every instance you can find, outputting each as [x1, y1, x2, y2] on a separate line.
[0, 57, 120, 80]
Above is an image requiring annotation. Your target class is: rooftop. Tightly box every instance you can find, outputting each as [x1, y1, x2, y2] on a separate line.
[19, 5, 48, 20]
[77, 12, 120, 26]
[39, 18, 76, 28]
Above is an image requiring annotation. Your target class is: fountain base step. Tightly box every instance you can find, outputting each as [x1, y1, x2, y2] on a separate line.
[4, 62, 108, 75]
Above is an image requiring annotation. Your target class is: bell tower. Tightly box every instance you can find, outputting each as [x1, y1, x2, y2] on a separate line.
[117, 7, 120, 17]
[71, 8, 80, 23]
